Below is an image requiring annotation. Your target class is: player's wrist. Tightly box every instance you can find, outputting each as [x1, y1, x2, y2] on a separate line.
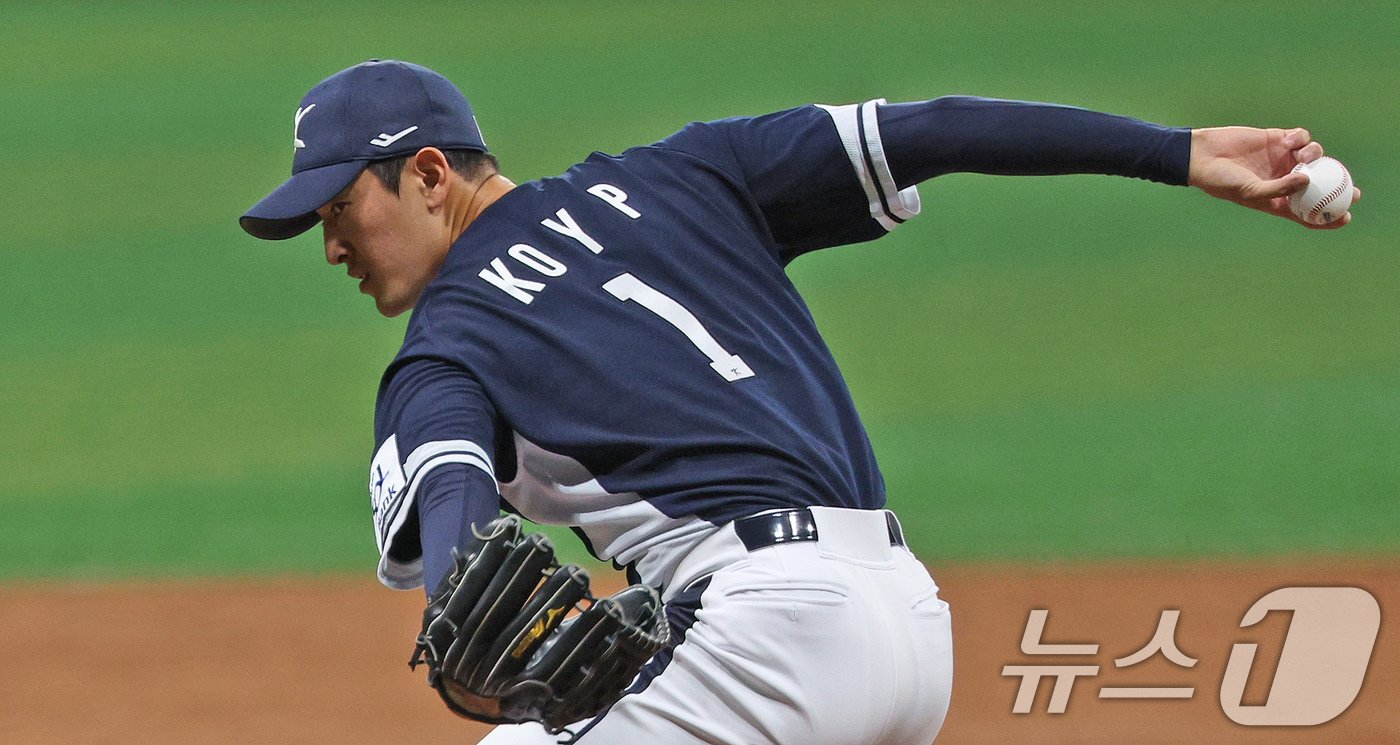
[1186, 128, 1216, 189]
[1185, 127, 1243, 191]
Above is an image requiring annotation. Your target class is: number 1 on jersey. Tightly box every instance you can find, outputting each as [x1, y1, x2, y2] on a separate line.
[603, 273, 756, 382]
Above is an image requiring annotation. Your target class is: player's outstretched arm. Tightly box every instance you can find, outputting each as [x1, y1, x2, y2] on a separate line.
[1188, 126, 1361, 229]
[872, 99, 1359, 231]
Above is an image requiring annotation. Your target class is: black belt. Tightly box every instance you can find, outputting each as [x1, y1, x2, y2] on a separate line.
[732, 508, 906, 552]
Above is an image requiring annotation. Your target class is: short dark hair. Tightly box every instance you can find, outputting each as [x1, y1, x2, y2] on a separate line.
[366, 149, 500, 193]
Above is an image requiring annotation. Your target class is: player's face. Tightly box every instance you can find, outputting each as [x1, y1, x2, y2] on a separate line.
[317, 170, 447, 317]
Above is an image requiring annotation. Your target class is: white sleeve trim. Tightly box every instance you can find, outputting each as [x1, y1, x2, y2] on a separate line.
[374, 438, 498, 591]
[815, 99, 922, 231]
[404, 438, 494, 483]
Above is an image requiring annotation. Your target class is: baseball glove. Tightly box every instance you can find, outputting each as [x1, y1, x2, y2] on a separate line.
[409, 516, 669, 733]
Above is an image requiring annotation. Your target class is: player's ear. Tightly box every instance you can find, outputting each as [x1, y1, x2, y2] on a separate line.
[408, 147, 451, 208]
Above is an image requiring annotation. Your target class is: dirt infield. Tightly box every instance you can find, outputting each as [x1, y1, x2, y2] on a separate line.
[2, 559, 1394, 744]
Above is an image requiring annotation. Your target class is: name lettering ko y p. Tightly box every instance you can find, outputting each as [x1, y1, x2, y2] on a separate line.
[477, 184, 638, 303]
[475, 184, 754, 382]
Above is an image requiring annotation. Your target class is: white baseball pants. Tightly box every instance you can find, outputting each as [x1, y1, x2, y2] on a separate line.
[479, 506, 954, 745]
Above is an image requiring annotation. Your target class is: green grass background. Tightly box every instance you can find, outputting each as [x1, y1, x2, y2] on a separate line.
[2, 1, 1397, 580]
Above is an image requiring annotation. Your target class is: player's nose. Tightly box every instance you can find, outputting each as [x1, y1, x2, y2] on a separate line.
[324, 231, 349, 266]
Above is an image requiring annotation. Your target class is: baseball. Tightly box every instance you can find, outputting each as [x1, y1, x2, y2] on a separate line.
[1288, 156, 1354, 225]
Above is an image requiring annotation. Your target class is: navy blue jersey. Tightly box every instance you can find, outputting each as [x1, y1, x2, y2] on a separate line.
[368, 100, 918, 590]
[366, 97, 1191, 590]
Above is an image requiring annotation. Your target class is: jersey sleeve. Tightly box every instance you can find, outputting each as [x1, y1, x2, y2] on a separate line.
[658, 101, 920, 259]
[658, 96, 1190, 260]
[369, 356, 504, 590]
[876, 96, 1191, 187]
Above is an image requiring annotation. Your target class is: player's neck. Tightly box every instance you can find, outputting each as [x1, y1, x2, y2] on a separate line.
[450, 174, 517, 242]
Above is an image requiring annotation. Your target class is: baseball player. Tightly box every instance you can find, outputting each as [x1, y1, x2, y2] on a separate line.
[240, 60, 1357, 744]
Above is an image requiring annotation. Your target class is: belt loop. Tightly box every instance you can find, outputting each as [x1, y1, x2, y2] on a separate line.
[808, 506, 894, 562]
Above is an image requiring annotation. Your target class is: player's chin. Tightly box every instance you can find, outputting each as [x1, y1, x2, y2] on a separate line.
[373, 291, 414, 318]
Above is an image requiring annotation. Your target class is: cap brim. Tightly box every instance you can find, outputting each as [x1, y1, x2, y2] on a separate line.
[239, 160, 368, 240]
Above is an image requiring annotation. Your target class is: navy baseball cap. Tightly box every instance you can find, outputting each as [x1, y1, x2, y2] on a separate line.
[240, 59, 488, 240]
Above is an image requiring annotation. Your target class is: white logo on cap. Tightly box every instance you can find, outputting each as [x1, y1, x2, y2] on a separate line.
[370, 126, 419, 148]
[293, 104, 316, 149]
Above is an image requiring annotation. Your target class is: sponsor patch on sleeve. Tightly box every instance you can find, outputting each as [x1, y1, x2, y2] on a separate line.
[368, 434, 408, 554]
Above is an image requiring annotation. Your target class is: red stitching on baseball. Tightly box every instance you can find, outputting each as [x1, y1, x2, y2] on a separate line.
[1307, 163, 1350, 222]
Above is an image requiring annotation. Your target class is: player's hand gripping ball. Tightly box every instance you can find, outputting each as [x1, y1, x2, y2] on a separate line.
[410, 516, 669, 733]
[1288, 156, 1354, 225]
